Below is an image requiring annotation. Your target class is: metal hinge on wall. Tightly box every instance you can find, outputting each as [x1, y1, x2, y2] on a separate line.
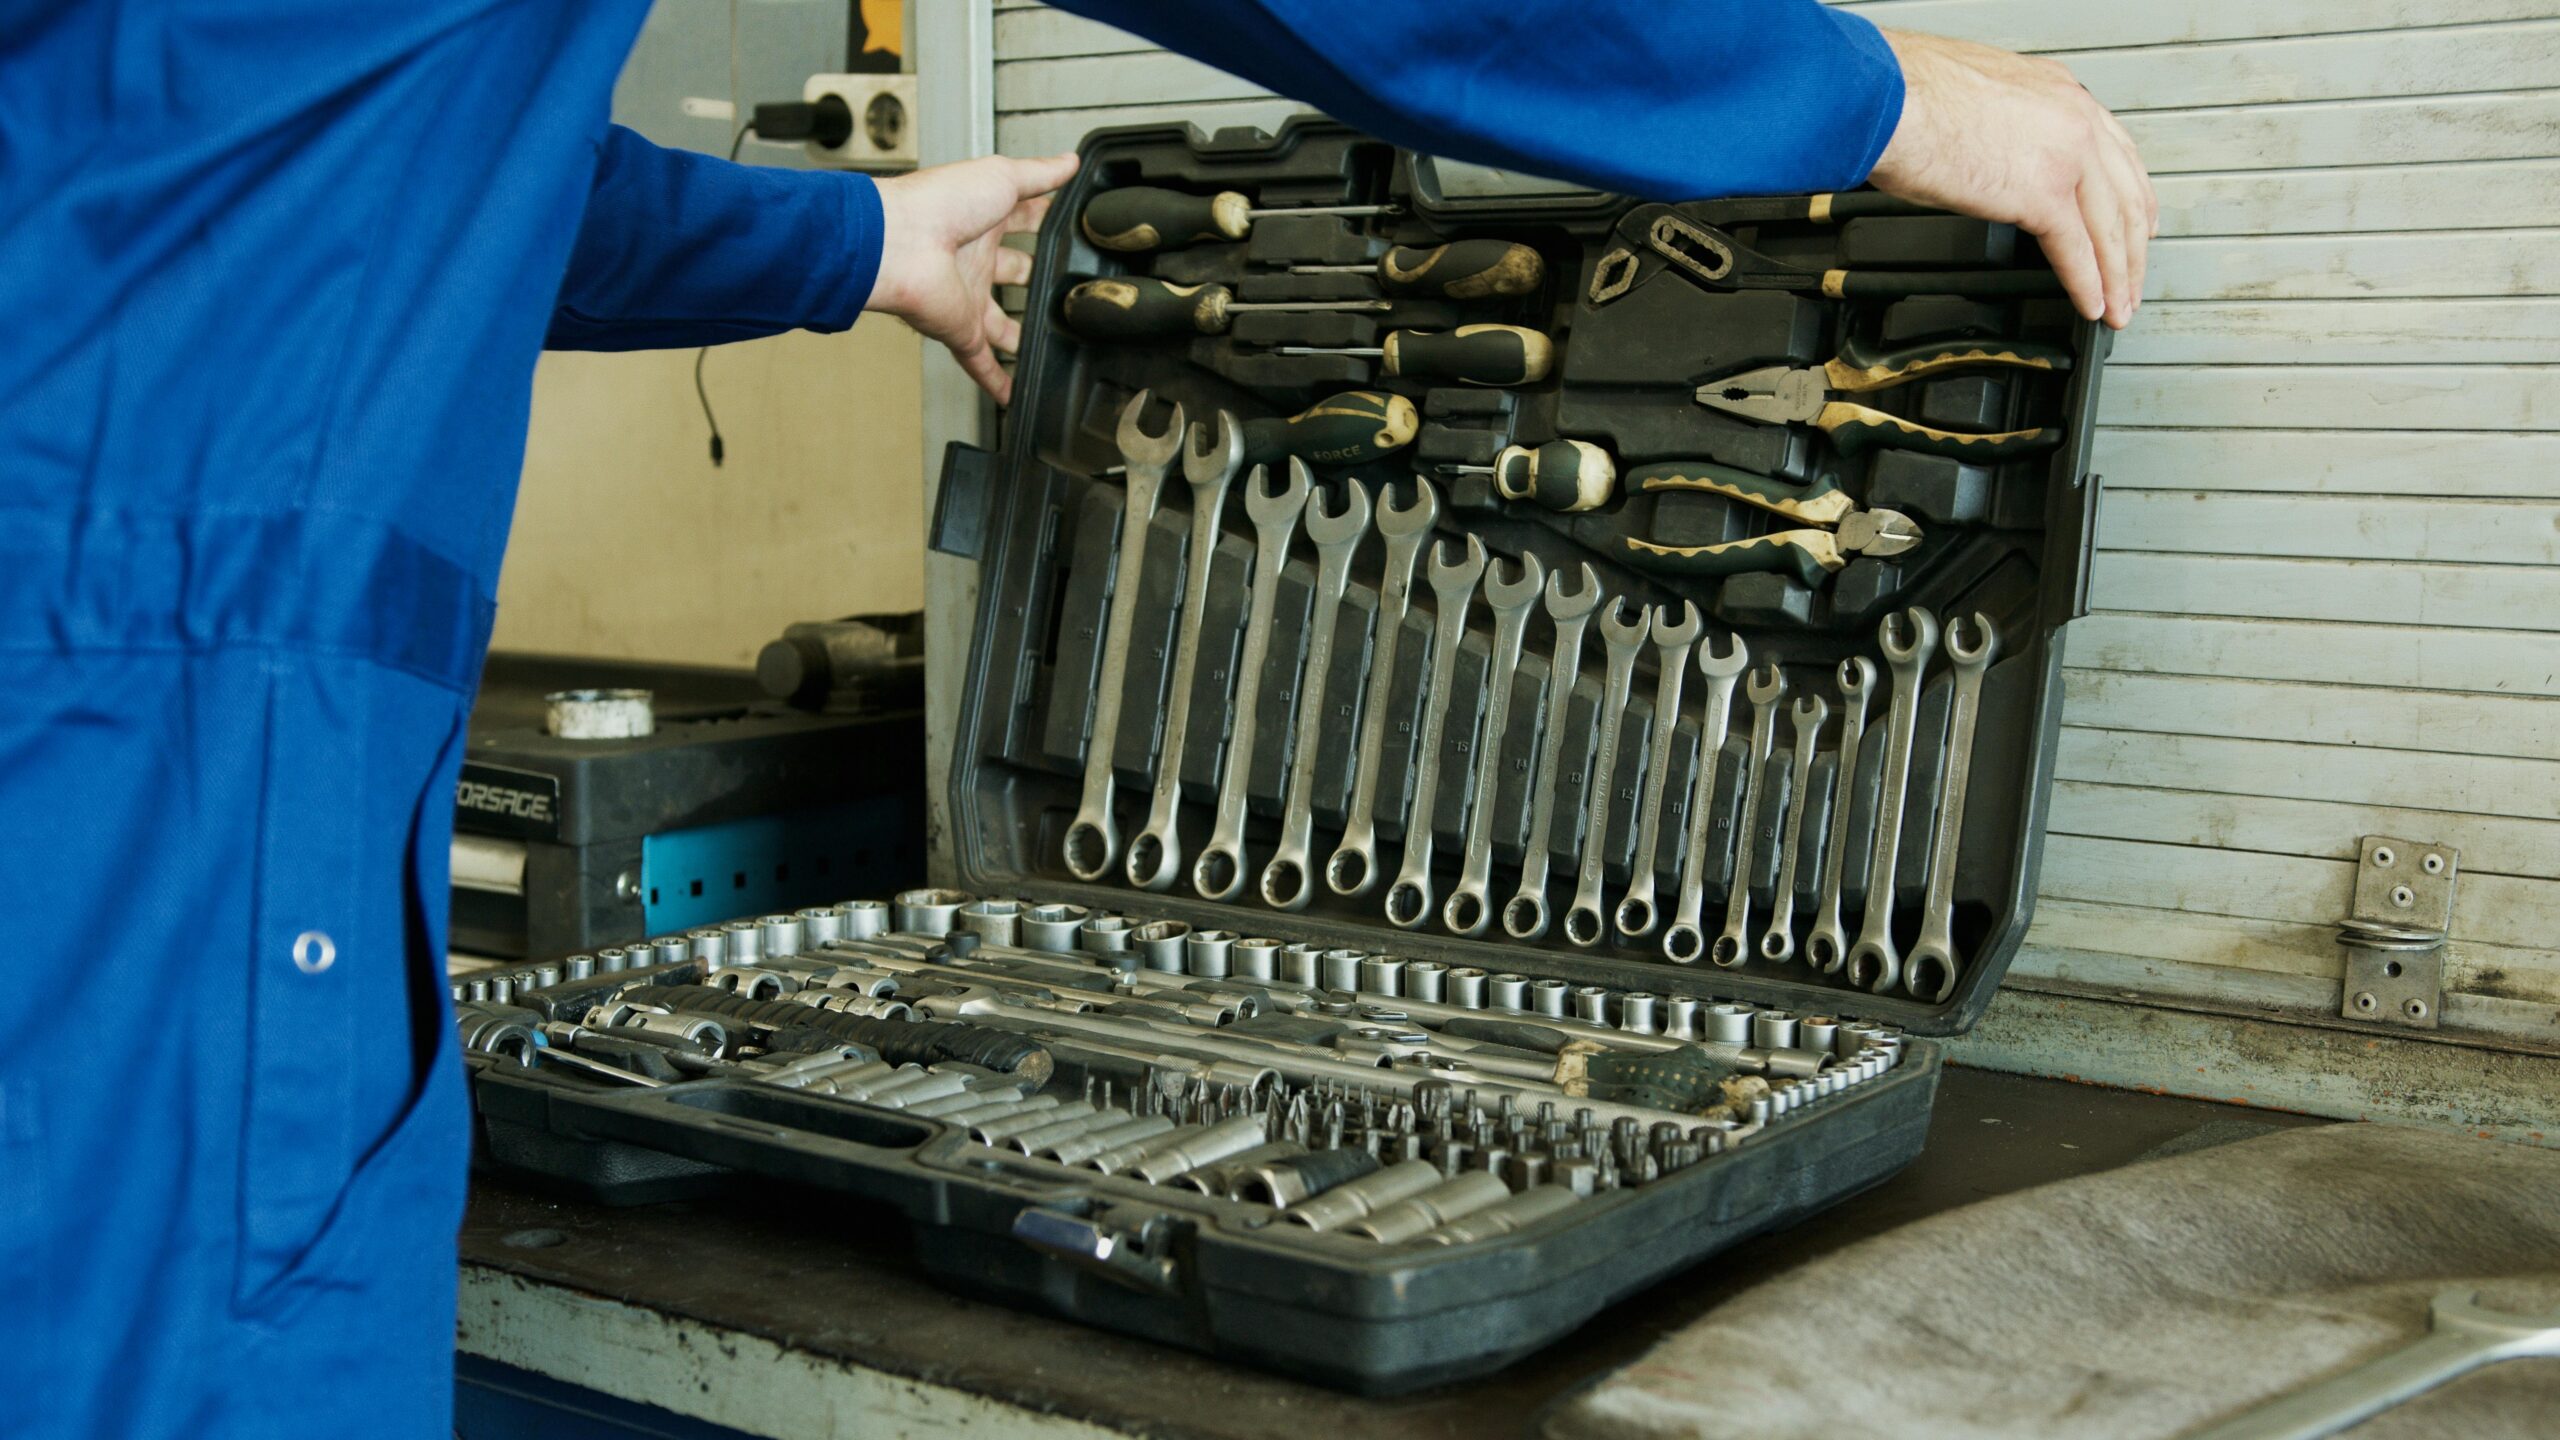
[2337, 836, 2459, 1030]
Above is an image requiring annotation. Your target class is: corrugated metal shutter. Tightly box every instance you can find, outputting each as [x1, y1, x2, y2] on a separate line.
[992, 2, 2560, 1066]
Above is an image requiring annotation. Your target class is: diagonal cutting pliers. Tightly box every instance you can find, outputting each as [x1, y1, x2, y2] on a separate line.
[1619, 462, 1922, 585]
[1696, 335, 2075, 461]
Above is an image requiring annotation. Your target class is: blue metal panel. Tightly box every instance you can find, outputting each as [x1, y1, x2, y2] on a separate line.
[641, 789, 919, 932]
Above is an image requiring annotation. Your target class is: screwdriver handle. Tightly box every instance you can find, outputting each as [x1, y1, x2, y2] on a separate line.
[1080, 187, 1250, 252]
[1813, 403, 2060, 460]
[1491, 440, 1614, 513]
[1377, 240, 1546, 298]
[1622, 531, 1843, 585]
[1826, 336, 2074, 392]
[1628, 462, 1854, 527]
[1382, 324, 1553, 386]
[1239, 391, 1420, 468]
[1059, 277, 1233, 339]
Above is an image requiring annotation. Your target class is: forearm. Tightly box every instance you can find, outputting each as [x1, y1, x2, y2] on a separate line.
[546, 125, 884, 351]
[1052, 0, 1903, 199]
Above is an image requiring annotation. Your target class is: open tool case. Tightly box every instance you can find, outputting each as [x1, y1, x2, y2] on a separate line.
[466, 116, 2108, 1394]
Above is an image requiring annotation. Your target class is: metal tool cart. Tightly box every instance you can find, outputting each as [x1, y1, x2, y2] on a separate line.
[457, 113, 2115, 1399]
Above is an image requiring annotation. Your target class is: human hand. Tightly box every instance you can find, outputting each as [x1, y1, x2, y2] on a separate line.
[870, 152, 1081, 403]
[1868, 30, 2156, 329]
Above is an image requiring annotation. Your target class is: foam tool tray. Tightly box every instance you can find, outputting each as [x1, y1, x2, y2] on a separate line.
[465, 115, 2107, 1395]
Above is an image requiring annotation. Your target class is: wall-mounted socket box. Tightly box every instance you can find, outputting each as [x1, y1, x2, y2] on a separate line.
[803, 72, 919, 171]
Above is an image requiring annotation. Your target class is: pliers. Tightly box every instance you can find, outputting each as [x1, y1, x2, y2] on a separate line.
[1697, 335, 2075, 461]
[1619, 462, 1922, 586]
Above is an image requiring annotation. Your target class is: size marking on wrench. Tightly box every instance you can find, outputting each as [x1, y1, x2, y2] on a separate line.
[1499, 565, 1603, 941]
[1805, 657, 1876, 973]
[1845, 606, 1939, 993]
[1904, 613, 1997, 1002]
[1758, 693, 1830, 961]
[1711, 662, 1788, 967]
[1562, 598, 1651, 947]
[1125, 412, 1243, 891]
[1443, 552, 1546, 936]
[1660, 634, 1748, 963]
[2186, 1288, 2560, 1440]
[1383, 537, 1487, 929]
[1615, 603, 1704, 940]
[1064, 391, 1186, 881]
[1260, 481, 1374, 909]
[1326, 478, 1441, 898]
[1190, 460, 1311, 901]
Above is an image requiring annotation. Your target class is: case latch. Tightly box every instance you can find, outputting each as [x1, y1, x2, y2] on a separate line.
[928, 440, 996, 560]
[1012, 1203, 1187, 1294]
[2337, 835, 2458, 1030]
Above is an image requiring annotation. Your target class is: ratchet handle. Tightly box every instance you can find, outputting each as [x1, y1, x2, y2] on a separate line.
[1814, 403, 2061, 460]
[1622, 531, 1843, 585]
[1628, 461, 1853, 526]
[1827, 336, 2075, 392]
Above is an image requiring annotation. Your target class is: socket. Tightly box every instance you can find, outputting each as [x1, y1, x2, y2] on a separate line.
[802, 72, 919, 171]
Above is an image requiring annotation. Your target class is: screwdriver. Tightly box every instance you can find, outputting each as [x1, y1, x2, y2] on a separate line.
[1275, 323, 1554, 387]
[1081, 186, 1398, 253]
[1441, 439, 1615, 512]
[1102, 391, 1420, 475]
[1289, 240, 1546, 298]
[1060, 277, 1389, 340]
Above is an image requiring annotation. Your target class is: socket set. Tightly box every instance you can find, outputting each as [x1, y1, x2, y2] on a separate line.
[473, 117, 2103, 1393]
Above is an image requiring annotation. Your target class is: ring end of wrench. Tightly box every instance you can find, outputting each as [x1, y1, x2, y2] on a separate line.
[1258, 855, 1316, 912]
[1709, 929, 1751, 968]
[1325, 843, 1380, 899]
[1758, 927, 1797, 964]
[1441, 889, 1493, 938]
[1613, 895, 1658, 940]
[1063, 819, 1118, 882]
[1384, 878, 1435, 931]
[1661, 922, 1707, 965]
[1122, 829, 1179, 892]
[1561, 904, 1608, 949]
[1501, 892, 1551, 942]
[1191, 845, 1248, 903]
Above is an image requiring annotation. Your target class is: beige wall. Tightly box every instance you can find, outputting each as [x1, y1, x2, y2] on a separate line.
[495, 320, 925, 667]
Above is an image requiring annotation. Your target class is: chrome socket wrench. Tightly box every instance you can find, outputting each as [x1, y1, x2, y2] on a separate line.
[1064, 391, 1185, 880]
[1615, 602, 1703, 939]
[1326, 477, 1441, 898]
[1192, 460, 1312, 900]
[1562, 598, 1651, 947]
[1712, 663, 1788, 967]
[1443, 552, 1547, 936]
[1383, 536, 1487, 929]
[1847, 607, 1940, 993]
[1261, 479, 1374, 909]
[1125, 410, 1245, 891]
[1905, 613, 1998, 1002]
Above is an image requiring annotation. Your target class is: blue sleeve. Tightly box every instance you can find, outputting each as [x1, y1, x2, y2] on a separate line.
[546, 125, 886, 351]
[1049, 1, 1904, 200]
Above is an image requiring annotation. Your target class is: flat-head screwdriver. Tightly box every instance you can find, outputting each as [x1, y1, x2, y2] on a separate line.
[1060, 277, 1389, 339]
[1289, 240, 1545, 298]
[1441, 439, 1615, 512]
[1102, 390, 1419, 475]
[1274, 323, 1553, 387]
[1081, 186, 1398, 252]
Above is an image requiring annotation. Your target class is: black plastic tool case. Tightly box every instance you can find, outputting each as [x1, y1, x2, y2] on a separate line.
[471, 116, 2106, 1394]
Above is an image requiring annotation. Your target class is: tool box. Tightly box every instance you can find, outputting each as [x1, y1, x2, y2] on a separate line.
[463, 116, 2108, 1394]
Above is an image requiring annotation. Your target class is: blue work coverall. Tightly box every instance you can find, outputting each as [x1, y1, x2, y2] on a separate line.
[0, 3, 1898, 1434]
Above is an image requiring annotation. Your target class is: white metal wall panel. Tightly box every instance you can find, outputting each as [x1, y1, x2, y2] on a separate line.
[992, 2, 2560, 1056]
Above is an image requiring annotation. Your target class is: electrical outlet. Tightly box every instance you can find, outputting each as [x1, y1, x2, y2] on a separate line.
[802, 72, 919, 171]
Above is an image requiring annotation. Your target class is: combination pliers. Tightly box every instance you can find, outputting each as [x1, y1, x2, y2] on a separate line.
[1696, 335, 2076, 461]
[1620, 463, 1922, 586]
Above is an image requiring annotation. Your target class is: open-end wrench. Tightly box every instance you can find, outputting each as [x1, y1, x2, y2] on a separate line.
[1758, 693, 1830, 961]
[1660, 634, 1749, 963]
[1805, 657, 1876, 973]
[1614, 604, 1706, 940]
[1125, 412, 1244, 890]
[1443, 552, 1547, 936]
[1845, 606, 1940, 993]
[1065, 391, 1186, 881]
[1327, 478, 1441, 898]
[1711, 662, 1787, 966]
[1190, 459, 1312, 901]
[1499, 565, 1603, 941]
[1904, 613, 1997, 1002]
[1383, 537, 1487, 928]
[2187, 1288, 2560, 1440]
[1561, 598, 1651, 947]
[1259, 480, 1374, 909]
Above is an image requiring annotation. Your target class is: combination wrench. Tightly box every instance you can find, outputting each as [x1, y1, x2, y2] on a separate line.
[1711, 662, 1788, 966]
[1259, 480, 1374, 909]
[1804, 657, 1877, 973]
[2187, 1287, 2560, 1440]
[1124, 411, 1243, 890]
[1064, 391, 1185, 881]
[1383, 537, 1487, 929]
[1190, 459, 1312, 901]
[1660, 633, 1749, 963]
[1326, 478, 1441, 898]
[1845, 606, 1940, 993]
[1758, 693, 1830, 961]
[1442, 552, 1547, 936]
[1561, 598, 1652, 947]
[1904, 612, 1997, 1002]
[1498, 564, 1603, 941]
[1614, 603, 1704, 939]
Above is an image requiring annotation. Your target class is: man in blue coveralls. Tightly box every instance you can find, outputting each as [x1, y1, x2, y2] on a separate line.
[0, 3, 2147, 1434]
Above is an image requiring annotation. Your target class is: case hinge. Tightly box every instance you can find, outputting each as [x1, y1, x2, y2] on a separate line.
[2337, 835, 2458, 1030]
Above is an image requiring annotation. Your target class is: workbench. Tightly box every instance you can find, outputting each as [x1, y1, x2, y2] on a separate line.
[454, 1066, 2322, 1438]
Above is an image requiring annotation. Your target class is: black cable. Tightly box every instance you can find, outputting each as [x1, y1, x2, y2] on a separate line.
[695, 123, 755, 468]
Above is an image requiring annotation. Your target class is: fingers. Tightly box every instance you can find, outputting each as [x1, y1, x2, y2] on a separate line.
[2077, 164, 2131, 330]
[1005, 192, 1054, 236]
[1011, 151, 1080, 201]
[986, 298, 1022, 357]
[952, 330, 1011, 406]
[2029, 202, 2106, 327]
[995, 244, 1033, 288]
